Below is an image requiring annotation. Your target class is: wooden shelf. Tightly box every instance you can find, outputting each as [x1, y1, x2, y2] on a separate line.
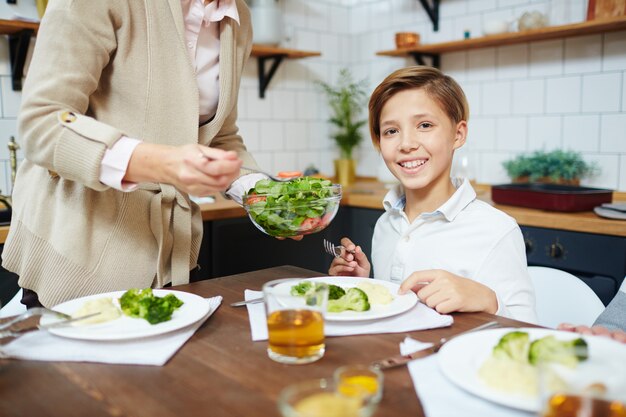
[0, 19, 322, 97]
[377, 16, 626, 66]
[250, 45, 321, 98]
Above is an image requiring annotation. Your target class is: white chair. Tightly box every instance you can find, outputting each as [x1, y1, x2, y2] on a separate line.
[0, 288, 25, 318]
[528, 266, 605, 329]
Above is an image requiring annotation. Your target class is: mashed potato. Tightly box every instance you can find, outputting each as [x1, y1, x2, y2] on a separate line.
[72, 297, 122, 325]
[356, 282, 393, 305]
[478, 356, 567, 397]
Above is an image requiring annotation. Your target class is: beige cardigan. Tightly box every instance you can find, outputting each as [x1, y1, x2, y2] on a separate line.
[2, 0, 256, 307]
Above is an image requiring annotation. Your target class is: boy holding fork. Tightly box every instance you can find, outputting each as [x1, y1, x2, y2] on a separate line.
[329, 66, 537, 323]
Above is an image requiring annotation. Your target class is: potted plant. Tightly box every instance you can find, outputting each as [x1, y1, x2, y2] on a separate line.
[316, 69, 368, 186]
[502, 149, 598, 185]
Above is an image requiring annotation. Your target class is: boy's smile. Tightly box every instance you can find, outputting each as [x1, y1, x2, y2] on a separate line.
[379, 88, 467, 215]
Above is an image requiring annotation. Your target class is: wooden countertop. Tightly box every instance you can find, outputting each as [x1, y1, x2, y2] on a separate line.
[1, 180, 625, 244]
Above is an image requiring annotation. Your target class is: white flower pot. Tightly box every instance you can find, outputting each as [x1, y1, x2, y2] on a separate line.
[250, 0, 283, 46]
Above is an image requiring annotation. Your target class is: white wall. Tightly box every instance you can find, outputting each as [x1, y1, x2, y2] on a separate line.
[1, 0, 625, 191]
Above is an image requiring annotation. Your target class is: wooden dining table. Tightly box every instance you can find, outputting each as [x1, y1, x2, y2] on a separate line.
[0, 265, 533, 417]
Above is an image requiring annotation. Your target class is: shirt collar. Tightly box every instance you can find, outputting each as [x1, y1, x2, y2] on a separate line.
[382, 177, 477, 221]
[201, 0, 240, 26]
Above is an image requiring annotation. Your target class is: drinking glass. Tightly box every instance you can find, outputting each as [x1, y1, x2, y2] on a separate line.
[263, 279, 328, 364]
[539, 361, 626, 417]
[334, 364, 384, 403]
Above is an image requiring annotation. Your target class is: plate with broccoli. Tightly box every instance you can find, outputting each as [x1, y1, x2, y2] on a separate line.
[437, 327, 626, 412]
[41, 289, 210, 341]
[284, 277, 418, 322]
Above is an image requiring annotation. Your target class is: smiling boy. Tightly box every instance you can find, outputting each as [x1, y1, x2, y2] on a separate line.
[329, 66, 537, 323]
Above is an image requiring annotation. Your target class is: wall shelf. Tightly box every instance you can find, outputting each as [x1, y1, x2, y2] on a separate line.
[418, 0, 440, 32]
[0, 19, 321, 96]
[0, 19, 39, 91]
[377, 15, 626, 67]
[250, 45, 320, 98]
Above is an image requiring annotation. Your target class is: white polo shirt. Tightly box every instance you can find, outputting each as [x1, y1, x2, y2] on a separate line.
[372, 178, 537, 323]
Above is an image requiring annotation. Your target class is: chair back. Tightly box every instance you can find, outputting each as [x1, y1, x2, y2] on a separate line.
[528, 266, 605, 329]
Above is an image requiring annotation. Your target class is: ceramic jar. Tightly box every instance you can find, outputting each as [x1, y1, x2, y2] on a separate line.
[249, 0, 283, 46]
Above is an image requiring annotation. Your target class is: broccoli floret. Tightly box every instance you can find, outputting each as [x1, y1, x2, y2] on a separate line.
[119, 288, 184, 325]
[327, 288, 370, 313]
[492, 331, 530, 363]
[528, 336, 588, 368]
[328, 284, 346, 300]
[290, 281, 314, 296]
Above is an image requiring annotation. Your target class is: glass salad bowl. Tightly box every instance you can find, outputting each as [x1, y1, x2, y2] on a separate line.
[242, 177, 342, 238]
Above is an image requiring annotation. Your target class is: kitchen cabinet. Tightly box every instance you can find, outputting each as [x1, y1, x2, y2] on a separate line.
[377, 15, 626, 67]
[0, 19, 321, 95]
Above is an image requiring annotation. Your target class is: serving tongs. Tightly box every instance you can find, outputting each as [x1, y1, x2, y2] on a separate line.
[0, 308, 100, 339]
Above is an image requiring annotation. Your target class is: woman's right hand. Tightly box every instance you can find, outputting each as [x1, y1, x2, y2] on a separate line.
[328, 237, 371, 277]
[126, 143, 243, 196]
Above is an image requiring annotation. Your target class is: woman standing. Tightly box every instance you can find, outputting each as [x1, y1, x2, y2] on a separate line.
[2, 0, 262, 307]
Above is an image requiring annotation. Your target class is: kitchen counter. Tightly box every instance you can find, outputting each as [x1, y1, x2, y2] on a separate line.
[1, 179, 625, 244]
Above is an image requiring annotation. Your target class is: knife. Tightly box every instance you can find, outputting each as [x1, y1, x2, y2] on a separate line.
[230, 297, 264, 307]
[370, 320, 500, 370]
[0, 312, 101, 339]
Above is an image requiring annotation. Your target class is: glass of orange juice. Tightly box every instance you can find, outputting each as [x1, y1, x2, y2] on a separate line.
[263, 279, 328, 364]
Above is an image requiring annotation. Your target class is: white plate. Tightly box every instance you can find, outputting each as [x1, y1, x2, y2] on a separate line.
[280, 277, 418, 322]
[437, 327, 626, 412]
[40, 290, 210, 341]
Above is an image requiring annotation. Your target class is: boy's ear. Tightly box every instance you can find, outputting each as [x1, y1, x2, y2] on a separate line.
[453, 121, 468, 150]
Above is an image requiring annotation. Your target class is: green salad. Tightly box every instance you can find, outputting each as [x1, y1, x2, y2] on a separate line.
[243, 177, 340, 237]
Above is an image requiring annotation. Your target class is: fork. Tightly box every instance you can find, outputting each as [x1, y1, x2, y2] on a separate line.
[0, 307, 72, 332]
[323, 238, 356, 258]
[201, 155, 297, 182]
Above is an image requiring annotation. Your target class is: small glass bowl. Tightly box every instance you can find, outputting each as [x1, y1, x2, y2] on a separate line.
[243, 183, 342, 238]
[334, 364, 384, 403]
[277, 378, 380, 417]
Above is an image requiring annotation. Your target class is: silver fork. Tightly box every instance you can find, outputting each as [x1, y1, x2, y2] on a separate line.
[201, 155, 297, 182]
[323, 238, 356, 258]
[0, 307, 72, 332]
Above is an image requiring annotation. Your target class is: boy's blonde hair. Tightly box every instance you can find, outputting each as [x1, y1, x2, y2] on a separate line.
[368, 66, 469, 150]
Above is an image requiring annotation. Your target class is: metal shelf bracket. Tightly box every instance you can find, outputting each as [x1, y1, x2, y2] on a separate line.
[418, 0, 441, 32]
[257, 55, 284, 99]
[409, 52, 440, 68]
[8, 29, 33, 91]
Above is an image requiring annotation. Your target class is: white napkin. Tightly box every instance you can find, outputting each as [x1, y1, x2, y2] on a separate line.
[0, 296, 222, 366]
[245, 290, 453, 341]
[400, 337, 532, 417]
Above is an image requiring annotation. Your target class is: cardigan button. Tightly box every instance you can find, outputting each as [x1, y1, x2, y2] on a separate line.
[60, 111, 76, 123]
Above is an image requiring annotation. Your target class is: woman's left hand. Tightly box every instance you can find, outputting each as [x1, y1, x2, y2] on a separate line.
[399, 269, 498, 314]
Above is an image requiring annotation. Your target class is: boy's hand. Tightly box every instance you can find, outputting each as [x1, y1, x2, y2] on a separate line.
[328, 237, 370, 277]
[399, 269, 498, 314]
[557, 323, 626, 344]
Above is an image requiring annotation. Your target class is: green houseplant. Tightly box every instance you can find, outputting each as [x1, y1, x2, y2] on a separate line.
[316, 69, 368, 186]
[502, 150, 598, 185]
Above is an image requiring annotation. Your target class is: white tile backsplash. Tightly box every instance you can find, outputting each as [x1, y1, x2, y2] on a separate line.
[603, 31, 626, 71]
[1, 0, 625, 189]
[546, 76, 581, 114]
[528, 116, 562, 150]
[600, 114, 626, 153]
[564, 35, 602, 75]
[529, 40, 564, 77]
[512, 79, 545, 115]
[582, 73, 622, 113]
[496, 117, 527, 151]
[482, 80, 512, 115]
[562, 115, 600, 153]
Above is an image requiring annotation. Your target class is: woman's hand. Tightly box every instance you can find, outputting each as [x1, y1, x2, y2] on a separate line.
[328, 237, 370, 277]
[557, 323, 626, 344]
[399, 269, 498, 314]
[126, 143, 243, 196]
